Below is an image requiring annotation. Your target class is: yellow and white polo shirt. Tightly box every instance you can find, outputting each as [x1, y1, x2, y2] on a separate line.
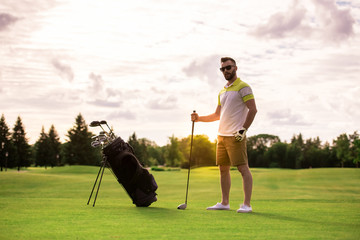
[217, 78, 254, 136]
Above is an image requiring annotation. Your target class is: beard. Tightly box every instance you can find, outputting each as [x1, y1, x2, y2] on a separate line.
[224, 69, 236, 81]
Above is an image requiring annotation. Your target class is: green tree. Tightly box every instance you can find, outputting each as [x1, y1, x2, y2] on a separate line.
[333, 133, 350, 168]
[11, 116, 31, 171]
[64, 113, 100, 165]
[0, 114, 12, 171]
[146, 142, 165, 167]
[34, 125, 61, 168]
[127, 132, 151, 166]
[352, 139, 360, 168]
[349, 131, 360, 168]
[179, 134, 216, 168]
[302, 137, 321, 168]
[247, 134, 280, 167]
[289, 134, 305, 169]
[48, 125, 61, 167]
[35, 126, 50, 168]
[265, 142, 288, 168]
[165, 135, 184, 167]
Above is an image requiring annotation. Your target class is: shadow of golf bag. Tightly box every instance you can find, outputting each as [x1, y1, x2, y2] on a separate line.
[103, 137, 158, 207]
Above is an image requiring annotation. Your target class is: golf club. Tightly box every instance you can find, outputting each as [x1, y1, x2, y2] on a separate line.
[177, 110, 196, 210]
[100, 120, 116, 140]
[90, 121, 100, 127]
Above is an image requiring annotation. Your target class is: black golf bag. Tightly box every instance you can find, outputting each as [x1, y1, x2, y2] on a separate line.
[103, 137, 158, 207]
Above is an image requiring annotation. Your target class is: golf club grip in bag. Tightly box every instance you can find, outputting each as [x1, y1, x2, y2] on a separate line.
[103, 137, 158, 207]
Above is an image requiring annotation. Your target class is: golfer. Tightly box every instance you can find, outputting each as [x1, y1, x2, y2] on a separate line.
[191, 57, 257, 213]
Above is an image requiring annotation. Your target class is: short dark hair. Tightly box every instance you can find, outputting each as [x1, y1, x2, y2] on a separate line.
[221, 57, 236, 65]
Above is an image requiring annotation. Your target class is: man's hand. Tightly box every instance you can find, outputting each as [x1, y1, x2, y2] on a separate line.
[191, 112, 199, 122]
[233, 127, 247, 141]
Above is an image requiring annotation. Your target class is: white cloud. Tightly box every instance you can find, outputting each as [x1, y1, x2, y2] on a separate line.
[147, 96, 178, 110]
[251, 1, 309, 38]
[107, 110, 136, 120]
[182, 55, 222, 86]
[268, 109, 311, 126]
[52, 59, 74, 82]
[251, 0, 356, 43]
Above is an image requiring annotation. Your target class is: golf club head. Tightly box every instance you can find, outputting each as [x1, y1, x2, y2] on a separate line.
[98, 135, 107, 142]
[90, 121, 101, 127]
[91, 140, 101, 148]
[101, 120, 113, 133]
[177, 203, 187, 210]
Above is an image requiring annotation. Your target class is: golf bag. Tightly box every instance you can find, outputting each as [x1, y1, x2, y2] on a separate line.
[103, 137, 158, 207]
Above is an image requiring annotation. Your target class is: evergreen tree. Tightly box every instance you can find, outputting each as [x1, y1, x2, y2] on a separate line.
[35, 126, 50, 167]
[64, 113, 100, 165]
[11, 116, 31, 171]
[48, 125, 61, 167]
[0, 114, 11, 171]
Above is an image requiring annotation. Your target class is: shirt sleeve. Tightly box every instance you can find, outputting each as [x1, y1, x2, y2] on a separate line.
[238, 86, 254, 102]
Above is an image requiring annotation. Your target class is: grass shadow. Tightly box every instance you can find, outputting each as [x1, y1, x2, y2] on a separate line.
[251, 212, 305, 223]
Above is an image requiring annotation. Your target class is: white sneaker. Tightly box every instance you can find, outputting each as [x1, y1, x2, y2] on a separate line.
[207, 202, 230, 210]
[237, 204, 252, 213]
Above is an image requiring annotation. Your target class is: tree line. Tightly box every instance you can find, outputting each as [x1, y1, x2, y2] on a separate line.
[0, 113, 359, 171]
[246, 133, 359, 168]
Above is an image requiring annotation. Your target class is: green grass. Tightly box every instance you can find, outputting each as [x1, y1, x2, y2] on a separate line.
[0, 166, 359, 239]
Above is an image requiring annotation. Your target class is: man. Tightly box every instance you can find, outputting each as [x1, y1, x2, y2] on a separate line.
[191, 57, 257, 213]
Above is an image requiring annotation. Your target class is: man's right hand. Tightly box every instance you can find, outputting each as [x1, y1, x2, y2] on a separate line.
[191, 112, 199, 122]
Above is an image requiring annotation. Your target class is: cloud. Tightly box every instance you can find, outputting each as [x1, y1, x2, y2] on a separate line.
[267, 108, 311, 126]
[89, 72, 104, 91]
[107, 110, 136, 120]
[251, 0, 355, 43]
[106, 88, 122, 98]
[251, 1, 308, 38]
[51, 59, 74, 82]
[0, 13, 18, 31]
[312, 0, 355, 42]
[88, 72, 123, 99]
[87, 99, 121, 108]
[147, 96, 178, 110]
[182, 55, 221, 85]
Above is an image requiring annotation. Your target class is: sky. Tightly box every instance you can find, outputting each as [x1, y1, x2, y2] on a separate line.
[0, 0, 359, 146]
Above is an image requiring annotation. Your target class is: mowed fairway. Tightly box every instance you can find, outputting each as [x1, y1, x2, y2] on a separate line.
[0, 166, 359, 240]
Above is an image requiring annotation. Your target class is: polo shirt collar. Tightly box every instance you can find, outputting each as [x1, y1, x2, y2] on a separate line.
[224, 78, 240, 88]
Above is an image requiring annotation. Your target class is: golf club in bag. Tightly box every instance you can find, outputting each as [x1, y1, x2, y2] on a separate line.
[87, 120, 158, 207]
[177, 110, 196, 210]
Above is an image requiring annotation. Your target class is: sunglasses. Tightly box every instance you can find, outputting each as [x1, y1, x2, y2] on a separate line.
[220, 65, 235, 72]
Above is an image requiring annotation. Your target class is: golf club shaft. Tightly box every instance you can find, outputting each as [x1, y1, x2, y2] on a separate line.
[185, 111, 195, 204]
